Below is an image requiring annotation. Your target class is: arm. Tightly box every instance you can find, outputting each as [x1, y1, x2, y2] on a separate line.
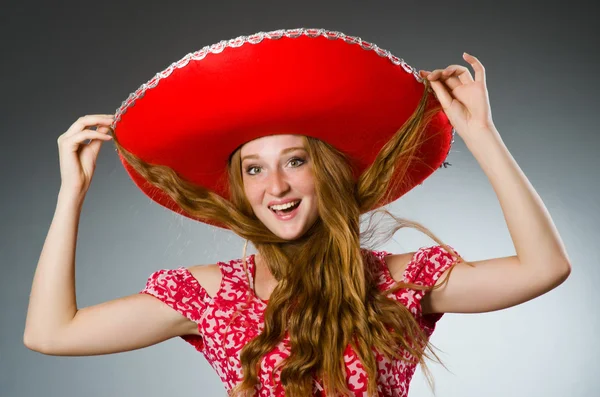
[420, 130, 571, 314]
[415, 56, 571, 314]
[24, 189, 198, 356]
[29, 293, 199, 356]
[24, 189, 84, 347]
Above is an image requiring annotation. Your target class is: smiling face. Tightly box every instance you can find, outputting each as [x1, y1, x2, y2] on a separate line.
[240, 134, 319, 240]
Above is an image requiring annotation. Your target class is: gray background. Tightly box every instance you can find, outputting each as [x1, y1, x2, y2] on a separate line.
[2, 0, 598, 396]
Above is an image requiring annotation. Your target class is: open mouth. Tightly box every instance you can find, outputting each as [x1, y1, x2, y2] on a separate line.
[269, 199, 301, 216]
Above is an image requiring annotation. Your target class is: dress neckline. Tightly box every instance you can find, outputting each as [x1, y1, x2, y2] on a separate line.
[246, 250, 398, 305]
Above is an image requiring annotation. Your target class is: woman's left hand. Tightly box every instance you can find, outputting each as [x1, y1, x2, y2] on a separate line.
[419, 53, 496, 142]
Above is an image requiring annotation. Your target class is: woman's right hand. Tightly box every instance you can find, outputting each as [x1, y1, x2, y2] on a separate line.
[57, 114, 115, 196]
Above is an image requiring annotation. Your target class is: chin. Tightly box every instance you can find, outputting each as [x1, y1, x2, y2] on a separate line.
[279, 230, 307, 241]
[258, 213, 316, 241]
[267, 222, 309, 241]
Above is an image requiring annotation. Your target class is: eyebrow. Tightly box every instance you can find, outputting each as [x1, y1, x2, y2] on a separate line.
[241, 146, 306, 162]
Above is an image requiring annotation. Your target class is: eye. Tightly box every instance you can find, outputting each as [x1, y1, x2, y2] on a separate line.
[244, 157, 306, 176]
[245, 165, 261, 175]
[288, 157, 305, 167]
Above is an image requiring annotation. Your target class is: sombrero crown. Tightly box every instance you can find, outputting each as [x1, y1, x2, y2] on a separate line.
[112, 28, 455, 227]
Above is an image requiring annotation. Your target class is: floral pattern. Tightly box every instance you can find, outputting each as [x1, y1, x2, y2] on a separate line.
[140, 245, 460, 396]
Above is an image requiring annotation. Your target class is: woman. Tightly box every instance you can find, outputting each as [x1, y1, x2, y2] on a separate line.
[24, 28, 571, 397]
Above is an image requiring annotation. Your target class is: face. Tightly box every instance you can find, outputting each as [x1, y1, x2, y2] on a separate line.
[240, 134, 319, 240]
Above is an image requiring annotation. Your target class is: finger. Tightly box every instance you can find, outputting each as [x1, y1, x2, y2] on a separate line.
[72, 114, 115, 127]
[59, 129, 112, 143]
[80, 133, 109, 159]
[442, 75, 462, 90]
[429, 80, 453, 109]
[427, 66, 462, 90]
[426, 68, 446, 81]
[442, 65, 474, 84]
[81, 133, 113, 145]
[463, 53, 485, 83]
[59, 130, 113, 149]
[63, 115, 115, 138]
[96, 124, 114, 135]
[425, 67, 463, 90]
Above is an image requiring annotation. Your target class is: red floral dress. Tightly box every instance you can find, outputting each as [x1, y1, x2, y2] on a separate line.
[140, 245, 460, 396]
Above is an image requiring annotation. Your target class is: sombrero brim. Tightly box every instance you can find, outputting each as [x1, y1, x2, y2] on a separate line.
[112, 28, 454, 229]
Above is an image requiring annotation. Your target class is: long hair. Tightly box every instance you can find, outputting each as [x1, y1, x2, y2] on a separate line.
[112, 80, 470, 396]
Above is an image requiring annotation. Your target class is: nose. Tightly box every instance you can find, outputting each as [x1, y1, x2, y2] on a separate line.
[266, 168, 290, 196]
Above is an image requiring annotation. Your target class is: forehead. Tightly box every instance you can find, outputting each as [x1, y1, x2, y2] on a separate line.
[240, 134, 305, 157]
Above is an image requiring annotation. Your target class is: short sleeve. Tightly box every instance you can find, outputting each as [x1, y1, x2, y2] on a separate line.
[139, 267, 211, 326]
[403, 245, 462, 329]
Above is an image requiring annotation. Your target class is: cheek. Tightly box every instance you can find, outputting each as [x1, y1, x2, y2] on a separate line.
[296, 172, 316, 194]
[243, 180, 262, 206]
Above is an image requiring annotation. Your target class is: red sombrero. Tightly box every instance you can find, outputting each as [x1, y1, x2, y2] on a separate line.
[112, 28, 455, 229]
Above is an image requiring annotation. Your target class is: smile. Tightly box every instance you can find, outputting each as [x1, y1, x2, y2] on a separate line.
[269, 200, 301, 220]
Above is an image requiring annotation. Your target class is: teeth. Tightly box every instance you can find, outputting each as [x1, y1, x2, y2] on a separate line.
[269, 200, 300, 211]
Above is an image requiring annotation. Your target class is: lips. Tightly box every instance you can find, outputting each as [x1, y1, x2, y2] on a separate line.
[268, 199, 301, 212]
[268, 199, 302, 221]
[267, 198, 302, 208]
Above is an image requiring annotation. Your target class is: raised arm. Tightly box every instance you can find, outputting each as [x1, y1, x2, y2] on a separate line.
[23, 115, 199, 356]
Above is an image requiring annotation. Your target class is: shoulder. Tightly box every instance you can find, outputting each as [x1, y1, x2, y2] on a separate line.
[186, 263, 222, 298]
[382, 251, 419, 282]
[377, 245, 458, 283]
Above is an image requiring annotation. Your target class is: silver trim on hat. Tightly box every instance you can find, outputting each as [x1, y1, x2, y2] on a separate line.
[112, 27, 455, 170]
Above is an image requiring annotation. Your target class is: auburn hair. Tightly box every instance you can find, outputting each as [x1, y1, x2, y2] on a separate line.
[112, 79, 470, 396]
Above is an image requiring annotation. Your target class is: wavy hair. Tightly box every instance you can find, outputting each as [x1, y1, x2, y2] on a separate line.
[112, 79, 470, 397]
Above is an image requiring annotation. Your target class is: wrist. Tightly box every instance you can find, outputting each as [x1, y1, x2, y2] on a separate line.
[57, 187, 86, 209]
[462, 125, 504, 152]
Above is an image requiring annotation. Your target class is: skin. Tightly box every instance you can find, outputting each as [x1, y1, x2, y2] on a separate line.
[23, 52, 570, 359]
[240, 134, 319, 242]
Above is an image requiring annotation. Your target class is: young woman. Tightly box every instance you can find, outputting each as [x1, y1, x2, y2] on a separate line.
[24, 28, 571, 397]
